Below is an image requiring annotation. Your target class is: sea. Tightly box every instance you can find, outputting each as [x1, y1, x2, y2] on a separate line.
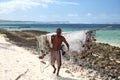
[0, 24, 120, 47]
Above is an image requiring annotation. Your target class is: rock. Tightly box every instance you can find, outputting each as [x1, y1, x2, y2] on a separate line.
[65, 70, 71, 74]
[63, 42, 120, 79]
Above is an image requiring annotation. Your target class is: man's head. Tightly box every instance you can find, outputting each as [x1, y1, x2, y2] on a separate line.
[56, 28, 62, 36]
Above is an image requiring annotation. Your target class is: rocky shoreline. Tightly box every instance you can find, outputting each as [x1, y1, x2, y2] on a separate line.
[63, 42, 120, 80]
[0, 29, 120, 80]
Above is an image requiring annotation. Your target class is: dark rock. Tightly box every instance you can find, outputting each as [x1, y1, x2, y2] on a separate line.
[63, 42, 120, 79]
[65, 70, 71, 74]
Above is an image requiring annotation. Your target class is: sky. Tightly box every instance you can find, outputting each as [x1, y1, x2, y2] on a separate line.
[0, 0, 120, 23]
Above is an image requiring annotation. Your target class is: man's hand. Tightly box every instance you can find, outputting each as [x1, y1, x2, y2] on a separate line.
[66, 49, 70, 54]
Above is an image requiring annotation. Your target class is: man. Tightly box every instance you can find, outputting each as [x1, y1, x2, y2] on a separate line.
[51, 28, 69, 76]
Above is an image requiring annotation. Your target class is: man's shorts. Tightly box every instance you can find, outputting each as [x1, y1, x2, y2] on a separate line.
[51, 50, 62, 67]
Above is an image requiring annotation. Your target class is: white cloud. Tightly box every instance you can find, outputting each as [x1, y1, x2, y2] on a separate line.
[40, 0, 79, 5]
[40, 0, 55, 3]
[54, 1, 79, 5]
[86, 13, 92, 16]
[0, 0, 79, 14]
[22, 15, 28, 18]
[39, 15, 47, 18]
[0, 0, 41, 14]
[68, 14, 79, 17]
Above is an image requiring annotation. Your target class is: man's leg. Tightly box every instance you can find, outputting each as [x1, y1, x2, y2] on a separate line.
[57, 65, 61, 76]
[56, 51, 61, 76]
[51, 52, 56, 74]
[52, 65, 56, 74]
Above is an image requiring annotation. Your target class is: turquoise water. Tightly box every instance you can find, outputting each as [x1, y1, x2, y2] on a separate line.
[0, 24, 120, 47]
[96, 30, 120, 47]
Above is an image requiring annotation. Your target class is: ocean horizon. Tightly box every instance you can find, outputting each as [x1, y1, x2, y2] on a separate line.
[0, 24, 120, 47]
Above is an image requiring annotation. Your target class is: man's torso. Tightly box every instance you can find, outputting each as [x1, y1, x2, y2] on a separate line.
[52, 35, 64, 51]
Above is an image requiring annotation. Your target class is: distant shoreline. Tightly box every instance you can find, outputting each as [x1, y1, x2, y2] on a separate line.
[0, 20, 120, 24]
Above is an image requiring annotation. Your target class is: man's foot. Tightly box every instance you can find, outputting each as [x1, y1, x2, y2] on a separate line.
[56, 73, 59, 76]
[53, 68, 56, 74]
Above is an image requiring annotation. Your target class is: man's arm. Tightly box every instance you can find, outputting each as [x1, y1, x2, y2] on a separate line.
[51, 35, 55, 44]
[62, 37, 69, 51]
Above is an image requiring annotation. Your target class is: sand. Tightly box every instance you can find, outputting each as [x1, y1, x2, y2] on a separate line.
[0, 34, 107, 80]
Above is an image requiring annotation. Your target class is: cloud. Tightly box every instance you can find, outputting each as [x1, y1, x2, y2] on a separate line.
[40, 0, 79, 5]
[0, 0, 41, 14]
[54, 1, 80, 5]
[40, 0, 55, 3]
[68, 14, 79, 17]
[39, 15, 47, 18]
[86, 13, 92, 16]
[0, 0, 79, 14]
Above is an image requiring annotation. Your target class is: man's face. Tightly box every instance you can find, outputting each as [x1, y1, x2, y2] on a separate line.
[56, 29, 61, 36]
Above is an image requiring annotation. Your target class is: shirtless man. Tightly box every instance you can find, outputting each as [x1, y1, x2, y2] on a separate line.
[51, 28, 69, 76]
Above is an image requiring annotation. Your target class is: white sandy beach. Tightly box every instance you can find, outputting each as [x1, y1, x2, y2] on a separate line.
[0, 34, 106, 80]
